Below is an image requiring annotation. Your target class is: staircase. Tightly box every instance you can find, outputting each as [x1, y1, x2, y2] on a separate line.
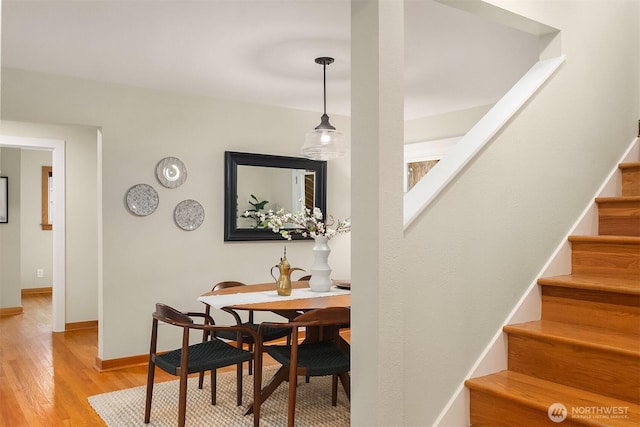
[465, 162, 640, 426]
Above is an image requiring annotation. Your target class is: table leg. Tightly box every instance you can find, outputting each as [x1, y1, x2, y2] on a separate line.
[338, 372, 351, 399]
[244, 366, 289, 415]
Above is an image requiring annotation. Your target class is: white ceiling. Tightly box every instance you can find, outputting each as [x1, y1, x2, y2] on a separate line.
[1, 0, 541, 120]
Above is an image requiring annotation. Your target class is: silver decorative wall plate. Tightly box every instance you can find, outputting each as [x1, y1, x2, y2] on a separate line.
[174, 199, 204, 231]
[156, 157, 187, 188]
[126, 184, 159, 216]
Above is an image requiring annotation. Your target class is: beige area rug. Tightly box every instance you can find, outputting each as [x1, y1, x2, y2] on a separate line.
[88, 366, 350, 426]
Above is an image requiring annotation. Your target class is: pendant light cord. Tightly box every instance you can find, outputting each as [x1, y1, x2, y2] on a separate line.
[322, 62, 327, 116]
[311, 57, 337, 131]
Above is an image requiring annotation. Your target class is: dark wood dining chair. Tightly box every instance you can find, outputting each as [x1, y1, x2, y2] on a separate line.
[252, 307, 351, 427]
[144, 303, 261, 427]
[199, 281, 291, 399]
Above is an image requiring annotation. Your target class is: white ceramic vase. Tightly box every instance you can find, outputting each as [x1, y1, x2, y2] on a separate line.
[309, 235, 332, 292]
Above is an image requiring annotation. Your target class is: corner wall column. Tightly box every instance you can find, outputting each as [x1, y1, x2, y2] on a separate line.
[351, 0, 405, 425]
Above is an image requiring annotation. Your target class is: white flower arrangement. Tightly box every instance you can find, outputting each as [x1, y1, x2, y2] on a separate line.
[243, 206, 351, 241]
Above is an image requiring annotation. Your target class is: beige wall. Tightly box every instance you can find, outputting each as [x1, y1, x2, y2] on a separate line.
[0, 148, 21, 309]
[400, 1, 639, 425]
[0, 70, 351, 360]
[404, 104, 492, 144]
[20, 149, 53, 290]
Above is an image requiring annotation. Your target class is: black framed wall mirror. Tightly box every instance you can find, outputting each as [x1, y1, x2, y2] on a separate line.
[224, 151, 327, 241]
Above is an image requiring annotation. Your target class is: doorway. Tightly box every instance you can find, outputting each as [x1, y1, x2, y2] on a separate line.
[0, 135, 66, 332]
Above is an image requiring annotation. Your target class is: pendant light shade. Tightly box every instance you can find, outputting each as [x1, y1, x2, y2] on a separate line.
[301, 57, 348, 160]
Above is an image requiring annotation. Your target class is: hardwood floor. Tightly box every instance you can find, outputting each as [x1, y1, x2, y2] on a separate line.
[0, 294, 351, 426]
[0, 294, 228, 426]
[2, 295, 143, 425]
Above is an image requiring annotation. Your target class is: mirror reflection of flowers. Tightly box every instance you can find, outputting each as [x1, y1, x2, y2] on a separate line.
[243, 206, 351, 240]
[240, 194, 269, 228]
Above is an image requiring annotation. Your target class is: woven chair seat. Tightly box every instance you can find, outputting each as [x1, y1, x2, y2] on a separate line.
[156, 339, 252, 375]
[267, 341, 350, 377]
[215, 322, 290, 344]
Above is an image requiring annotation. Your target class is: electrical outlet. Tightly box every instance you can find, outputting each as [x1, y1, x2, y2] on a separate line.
[36, 269, 44, 278]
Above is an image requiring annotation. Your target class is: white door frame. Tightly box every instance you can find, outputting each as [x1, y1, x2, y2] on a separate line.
[0, 135, 66, 332]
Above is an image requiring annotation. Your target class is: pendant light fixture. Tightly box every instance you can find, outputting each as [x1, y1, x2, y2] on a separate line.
[301, 57, 348, 160]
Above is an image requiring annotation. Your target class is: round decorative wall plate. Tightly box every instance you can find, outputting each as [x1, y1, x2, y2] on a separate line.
[156, 157, 187, 188]
[126, 184, 159, 216]
[174, 199, 205, 231]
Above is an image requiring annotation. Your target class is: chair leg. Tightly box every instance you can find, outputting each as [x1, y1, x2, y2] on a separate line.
[211, 369, 217, 405]
[178, 371, 188, 427]
[198, 371, 205, 389]
[199, 330, 211, 389]
[236, 360, 243, 406]
[252, 352, 262, 427]
[332, 374, 338, 406]
[287, 367, 297, 427]
[144, 362, 156, 423]
[338, 372, 351, 400]
[287, 377, 297, 427]
[248, 343, 253, 375]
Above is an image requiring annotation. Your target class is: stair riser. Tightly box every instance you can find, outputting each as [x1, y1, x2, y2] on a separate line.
[598, 201, 640, 236]
[469, 389, 587, 427]
[571, 241, 640, 277]
[508, 334, 640, 403]
[541, 286, 640, 335]
[599, 217, 640, 236]
[621, 167, 640, 197]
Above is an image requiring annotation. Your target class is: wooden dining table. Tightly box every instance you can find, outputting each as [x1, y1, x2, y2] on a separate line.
[198, 280, 351, 320]
[198, 280, 351, 417]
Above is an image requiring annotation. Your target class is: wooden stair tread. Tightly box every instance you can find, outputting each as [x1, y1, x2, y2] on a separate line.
[504, 320, 640, 354]
[619, 162, 640, 169]
[568, 235, 640, 244]
[595, 195, 640, 203]
[538, 274, 640, 295]
[466, 370, 640, 426]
